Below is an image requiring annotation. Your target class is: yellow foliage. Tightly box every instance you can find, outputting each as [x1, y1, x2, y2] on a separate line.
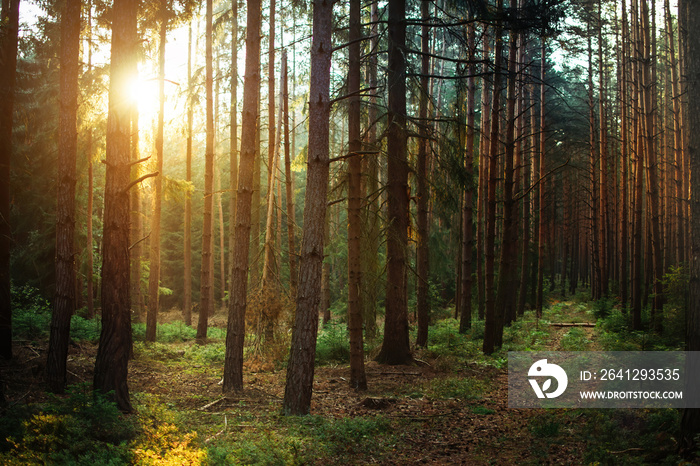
[132, 421, 207, 465]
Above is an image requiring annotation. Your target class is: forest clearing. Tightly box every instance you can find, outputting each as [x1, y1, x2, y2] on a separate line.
[3, 0, 700, 463]
[0, 294, 686, 464]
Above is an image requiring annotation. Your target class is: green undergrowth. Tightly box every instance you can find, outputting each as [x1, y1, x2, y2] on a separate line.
[207, 414, 394, 465]
[0, 387, 210, 465]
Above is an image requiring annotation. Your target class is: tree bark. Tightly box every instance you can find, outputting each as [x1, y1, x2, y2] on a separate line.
[94, 0, 137, 413]
[282, 52, 296, 296]
[283, 0, 333, 415]
[47, 0, 80, 393]
[228, 0, 239, 316]
[681, 0, 700, 450]
[223, 0, 261, 392]
[494, 0, 519, 347]
[459, 22, 476, 334]
[197, 0, 215, 342]
[376, 0, 412, 365]
[347, 0, 367, 389]
[0, 0, 20, 361]
[147, 4, 167, 342]
[184, 19, 194, 326]
[535, 38, 546, 318]
[415, 0, 430, 347]
[483, 2, 504, 355]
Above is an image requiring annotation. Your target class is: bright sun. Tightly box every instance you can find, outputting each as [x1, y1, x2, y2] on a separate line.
[128, 76, 160, 123]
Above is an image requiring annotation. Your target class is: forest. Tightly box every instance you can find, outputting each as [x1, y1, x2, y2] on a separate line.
[1, 0, 700, 462]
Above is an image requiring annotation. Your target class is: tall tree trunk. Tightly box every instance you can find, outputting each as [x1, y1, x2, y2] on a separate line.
[619, 0, 629, 309]
[0, 0, 20, 361]
[360, 0, 380, 339]
[223, 0, 261, 392]
[477, 29, 491, 322]
[494, 0, 518, 348]
[47, 0, 80, 393]
[415, 0, 430, 347]
[459, 22, 476, 334]
[598, 0, 609, 297]
[681, 0, 700, 449]
[228, 0, 238, 314]
[197, 0, 215, 342]
[94, 0, 137, 413]
[184, 19, 194, 326]
[282, 52, 296, 296]
[483, 2, 503, 355]
[376, 0, 412, 365]
[517, 86, 532, 317]
[641, 0, 664, 326]
[535, 38, 546, 318]
[147, 5, 167, 342]
[347, 0, 367, 389]
[283, 0, 333, 415]
[262, 0, 276, 291]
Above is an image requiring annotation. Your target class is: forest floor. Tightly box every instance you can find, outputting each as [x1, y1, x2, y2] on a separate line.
[1, 295, 689, 465]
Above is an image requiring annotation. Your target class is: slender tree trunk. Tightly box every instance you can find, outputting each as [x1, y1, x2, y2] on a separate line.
[681, 0, 700, 449]
[321, 212, 331, 325]
[184, 20, 194, 326]
[598, 0, 609, 297]
[147, 5, 167, 342]
[347, 0, 367, 389]
[47, 0, 80, 393]
[94, 0, 137, 413]
[282, 52, 296, 296]
[376, 0, 412, 365]
[641, 0, 664, 326]
[535, 38, 546, 318]
[85, 2, 96, 320]
[223, 0, 261, 392]
[476, 29, 491, 321]
[517, 85, 532, 317]
[283, 0, 333, 415]
[228, 0, 238, 313]
[415, 0, 430, 347]
[0, 0, 20, 361]
[360, 0, 380, 339]
[619, 0, 629, 309]
[494, 1, 518, 348]
[483, 0, 504, 355]
[197, 0, 215, 341]
[459, 22, 476, 334]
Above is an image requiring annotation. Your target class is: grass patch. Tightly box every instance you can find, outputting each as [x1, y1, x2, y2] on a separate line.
[559, 327, 592, 351]
[575, 409, 680, 465]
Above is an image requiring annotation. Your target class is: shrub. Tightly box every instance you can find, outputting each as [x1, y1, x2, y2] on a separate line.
[315, 321, 350, 365]
[0, 384, 135, 465]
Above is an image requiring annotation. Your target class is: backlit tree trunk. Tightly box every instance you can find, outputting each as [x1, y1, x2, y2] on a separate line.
[282, 52, 296, 296]
[197, 0, 215, 341]
[147, 3, 167, 342]
[47, 0, 80, 393]
[228, 0, 238, 312]
[283, 0, 333, 414]
[223, 0, 261, 392]
[0, 0, 20, 361]
[184, 19, 194, 326]
[94, 0, 137, 413]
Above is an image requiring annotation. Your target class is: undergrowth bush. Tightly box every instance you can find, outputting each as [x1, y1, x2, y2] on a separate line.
[315, 321, 350, 365]
[0, 383, 136, 465]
